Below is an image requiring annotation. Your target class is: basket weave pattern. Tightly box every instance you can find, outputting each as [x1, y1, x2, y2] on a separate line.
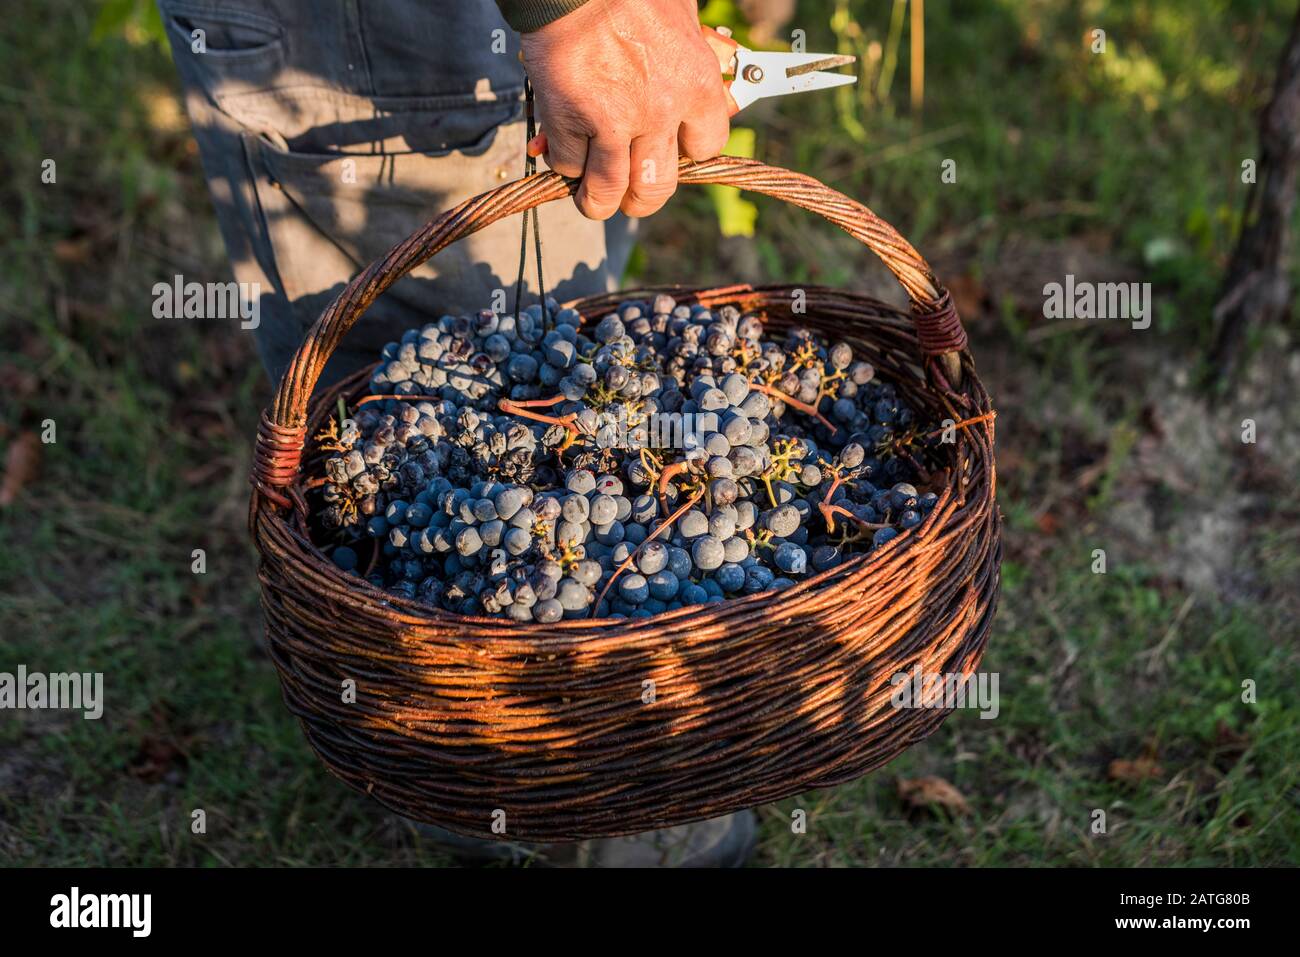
[249, 158, 999, 841]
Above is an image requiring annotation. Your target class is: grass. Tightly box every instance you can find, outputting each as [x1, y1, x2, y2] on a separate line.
[1, 0, 1297, 867]
[757, 548, 1299, 867]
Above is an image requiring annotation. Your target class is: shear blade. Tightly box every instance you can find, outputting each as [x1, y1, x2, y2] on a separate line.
[783, 70, 858, 95]
[787, 54, 858, 77]
[731, 49, 858, 109]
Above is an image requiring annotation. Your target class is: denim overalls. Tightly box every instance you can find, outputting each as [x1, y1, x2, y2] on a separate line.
[159, 0, 634, 385]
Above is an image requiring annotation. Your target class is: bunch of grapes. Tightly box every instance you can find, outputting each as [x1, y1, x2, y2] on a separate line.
[314, 294, 943, 621]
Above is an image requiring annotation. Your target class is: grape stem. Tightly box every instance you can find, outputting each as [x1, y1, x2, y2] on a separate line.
[657, 459, 691, 516]
[354, 393, 427, 407]
[817, 468, 851, 532]
[593, 486, 705, 616]
[497, 394, 581, 438]
[748, 382, 838, 434]
[820, 502, 889, 535]
[818, 469, 889, 535]
[920, 411, 996, 440]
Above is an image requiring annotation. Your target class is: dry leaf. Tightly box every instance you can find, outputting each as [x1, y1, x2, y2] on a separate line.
[66, 297, 115, 325]
[127, 705, 193, 784]
[1108, 757, 1164, 783]
[947, 273, 987, 322]
[897, 776, 971, 816]
[1211, 721, 1250, 772]
[53, 237, 92, 264]
[0, 363, 39, 402]
[140, 84, 188, 135]
[0, 433, 41, 507]
[128, 735, 189, 783]
[181, 458, 232, 486]
[737, 0, 795, 44]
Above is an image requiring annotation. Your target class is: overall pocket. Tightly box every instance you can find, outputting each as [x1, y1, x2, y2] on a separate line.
[160, 0, 618, 367]
[159, 1, 286, 93]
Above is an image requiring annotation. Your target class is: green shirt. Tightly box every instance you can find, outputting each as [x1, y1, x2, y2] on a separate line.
[495, 0, 591, 33]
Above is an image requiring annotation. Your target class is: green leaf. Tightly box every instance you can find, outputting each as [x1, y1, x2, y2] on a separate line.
[622, 242, 648, 283]
[92, 0, 137, 42]
[92, 0, 168, 47]
[697, 0, 747, 44]
[722, 127, 756, 160]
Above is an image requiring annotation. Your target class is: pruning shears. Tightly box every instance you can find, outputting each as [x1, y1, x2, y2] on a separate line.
[525, 25, 857, 157]
[701, 24, 857, 115]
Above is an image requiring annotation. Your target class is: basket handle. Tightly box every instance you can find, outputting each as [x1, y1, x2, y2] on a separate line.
[253, 156, 966, 501]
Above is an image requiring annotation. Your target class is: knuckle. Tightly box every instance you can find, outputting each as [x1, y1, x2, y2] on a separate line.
[577, 195, 618, 220]
[628, 178, 676, 204]
[706, 125, 731, 154]
[547, 157, 585, 178]
[577, 178, 624, 219]
[582, 178, 626, 207]
[621, 194, 670, 218]
[684, 135, 725, 161]
[694, 70, 723, 102]
[688, 64, 728, 108]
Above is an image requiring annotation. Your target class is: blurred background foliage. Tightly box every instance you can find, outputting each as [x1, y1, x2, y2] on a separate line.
[0, 0, 1297, 866]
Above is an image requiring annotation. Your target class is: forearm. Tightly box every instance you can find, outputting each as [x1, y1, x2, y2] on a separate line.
[495, 0, 591, 33]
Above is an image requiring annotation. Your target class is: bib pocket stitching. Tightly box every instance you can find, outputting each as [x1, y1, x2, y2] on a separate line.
[160, 1, 285, 60]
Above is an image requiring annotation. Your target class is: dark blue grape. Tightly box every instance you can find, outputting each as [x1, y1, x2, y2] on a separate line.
[618, 574, 650, 604]
[774, 542, 807, 574]
[716, 563, 745, 592]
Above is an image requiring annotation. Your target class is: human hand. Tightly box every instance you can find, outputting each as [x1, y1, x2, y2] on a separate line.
[520, 0, 731, 220]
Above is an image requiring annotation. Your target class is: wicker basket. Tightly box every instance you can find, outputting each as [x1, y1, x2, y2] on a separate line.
[249, 157, 999, 842]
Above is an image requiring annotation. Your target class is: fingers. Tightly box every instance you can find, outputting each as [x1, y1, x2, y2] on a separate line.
[622, 132, 679, 218]
[576, 136, 630, 220]
[678, 106, 730, 162]
[539, 124, 588, 179]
